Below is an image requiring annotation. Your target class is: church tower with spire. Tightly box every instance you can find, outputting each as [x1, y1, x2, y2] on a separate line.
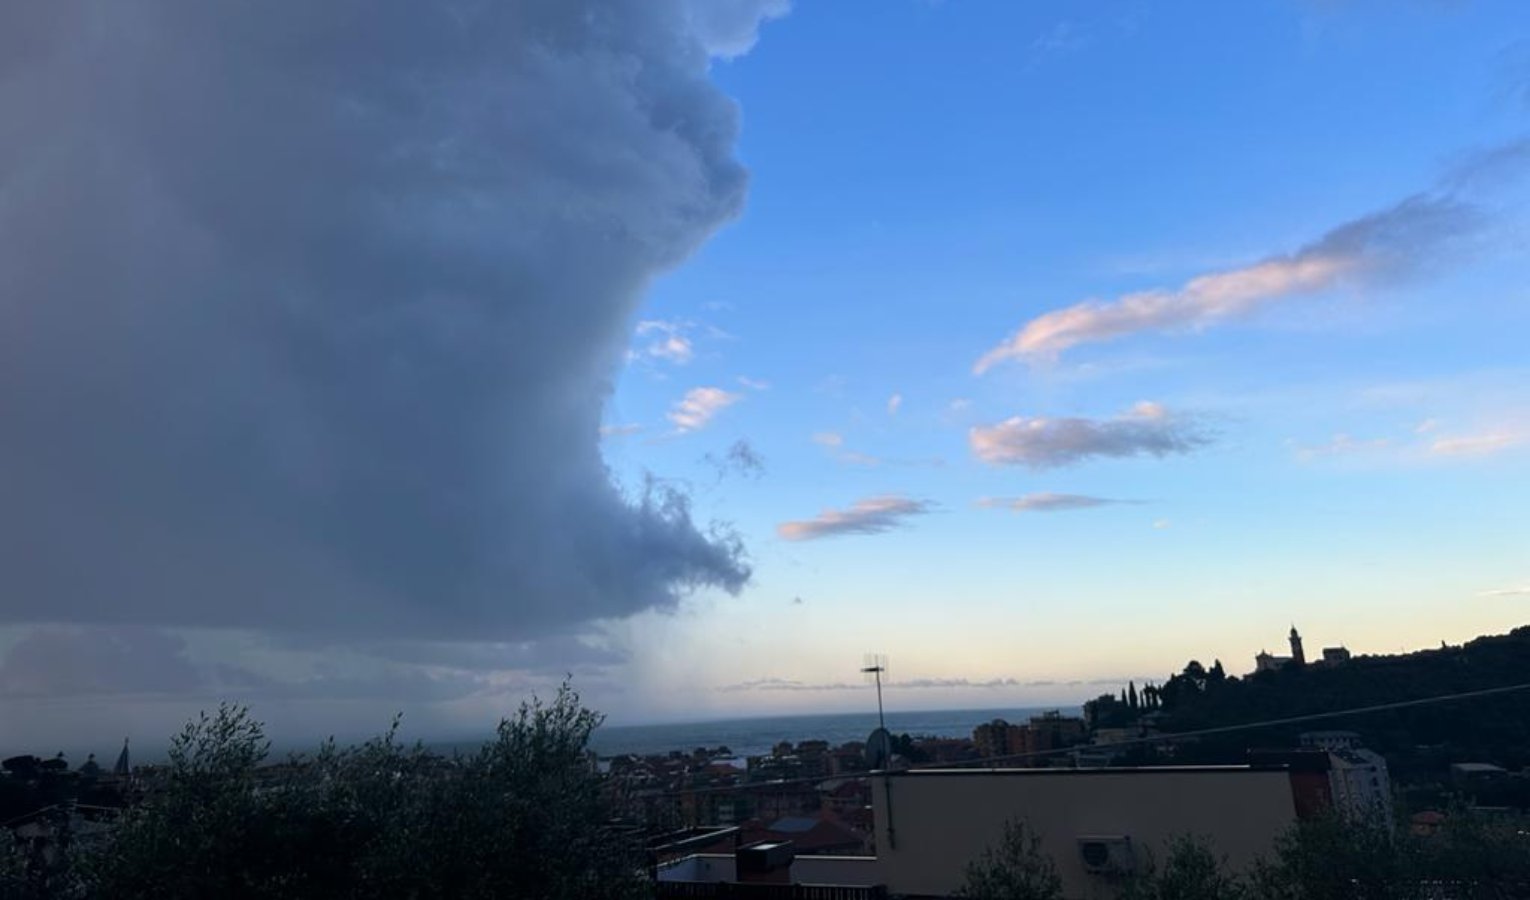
[1289, 626, 1306, 667]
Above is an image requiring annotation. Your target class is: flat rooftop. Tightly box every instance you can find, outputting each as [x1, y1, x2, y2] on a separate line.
[885, 764, 1290, 777]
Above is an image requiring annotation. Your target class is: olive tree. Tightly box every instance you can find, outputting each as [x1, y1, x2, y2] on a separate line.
[959, 819, 1064, 900]
[78, 684, 646, 899]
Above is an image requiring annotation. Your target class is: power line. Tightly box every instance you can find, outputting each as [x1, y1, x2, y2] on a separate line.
[644, 680, 1530, 800]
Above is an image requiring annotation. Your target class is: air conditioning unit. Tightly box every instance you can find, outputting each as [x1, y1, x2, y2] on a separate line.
[1077, 835, 1136, 875]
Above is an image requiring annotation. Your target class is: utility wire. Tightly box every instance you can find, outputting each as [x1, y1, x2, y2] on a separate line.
[643, 680, 1530, 799]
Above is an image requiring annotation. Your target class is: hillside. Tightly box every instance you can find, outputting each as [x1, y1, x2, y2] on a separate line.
[1090, 625, 1530, 779]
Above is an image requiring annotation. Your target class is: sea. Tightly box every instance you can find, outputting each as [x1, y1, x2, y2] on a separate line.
[584, 707, 1076, 760]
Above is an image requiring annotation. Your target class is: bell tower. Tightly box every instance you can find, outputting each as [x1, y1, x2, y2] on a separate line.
[1289, 626, 1306, 667]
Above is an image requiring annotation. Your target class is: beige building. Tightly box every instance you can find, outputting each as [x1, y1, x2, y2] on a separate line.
[874, 766, 1299, 899]
[662, 763, 1322, 899]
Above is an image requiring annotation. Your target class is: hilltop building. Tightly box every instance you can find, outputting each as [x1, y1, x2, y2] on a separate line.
[1254, 626, 1350, 674]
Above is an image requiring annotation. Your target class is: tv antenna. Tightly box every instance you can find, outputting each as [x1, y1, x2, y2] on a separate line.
[861, 652, 897, 849]
[861, 653, 889, 732]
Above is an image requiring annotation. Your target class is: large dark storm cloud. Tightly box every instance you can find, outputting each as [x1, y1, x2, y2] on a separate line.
[0, 1, 769, 639]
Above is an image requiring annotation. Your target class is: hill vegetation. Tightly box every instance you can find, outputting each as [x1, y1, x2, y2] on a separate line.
[1086, 625, 1530, 781]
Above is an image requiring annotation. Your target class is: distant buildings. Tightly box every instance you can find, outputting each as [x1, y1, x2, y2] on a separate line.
[971, 711, 1086, 764]
[1322, 646, 1352, 665]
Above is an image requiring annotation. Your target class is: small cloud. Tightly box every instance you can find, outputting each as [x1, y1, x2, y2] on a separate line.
[738, 376, 770, 391]
[1293, 433, 1391, 462]
[976, 493, 1127, 513]
[969, 402, 1210, 468]
[1152, 519, 1171, 529]
[887, 393, 903, 416]
[1414, 418, 1442, 434]
[811, 431, 884, 467]
[600, 423, 643, 438]
[668, 387, 741, 433]
[1479, 584, 1530, 597]
[949, 398, 972, 412]
[650, 334, 694, 363]
[1028, 20, 1089, 63]
[777, 495, 932, 541]
[791, 596, 804, 605]
[838, 451, 883, 467]
[635, 319, 696, 364]
[1430, 431, 1521, 458]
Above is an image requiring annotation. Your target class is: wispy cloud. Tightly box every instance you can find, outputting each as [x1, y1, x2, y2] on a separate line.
[1292, 433, 1392, 461]
[1031, 21, 1088, 58]
[600, 423, 643, 438]
[777, 495, 931, 541]
[811, 431, 880, 466]
[634, 319, 696, 364]
[972, 145, 1526, 369]
[976, 493, 1128, 513]
[809, 432, 939, 469]
[887, 392, 903, 415]
[970, 402, 1210, 468]
[738, 375, 770, 391]
[1480, 584, 1530, 597]
[1294, 420, 1525, 464]
[668, 387, 741, 433]
[1429, 431, 1522, 458]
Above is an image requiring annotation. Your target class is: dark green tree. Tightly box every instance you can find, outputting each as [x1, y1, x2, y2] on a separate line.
[1247, 814, 1421, 900]
[1116, 835, 1246, 900]
[958, 819, 1063, 900]
[77, 685, 647, 900]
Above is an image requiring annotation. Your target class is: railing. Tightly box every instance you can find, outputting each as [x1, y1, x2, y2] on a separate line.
[657, 882, 887, 900]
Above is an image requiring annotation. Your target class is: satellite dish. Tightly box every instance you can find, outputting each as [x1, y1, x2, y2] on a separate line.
[865, 727, 893, 770]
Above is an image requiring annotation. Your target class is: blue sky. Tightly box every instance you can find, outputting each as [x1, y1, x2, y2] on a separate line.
[599, 0, 1530, 720]
[1, 0, 1527, 750]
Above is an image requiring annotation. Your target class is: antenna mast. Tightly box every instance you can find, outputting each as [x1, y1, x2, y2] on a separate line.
[861, 653, 888, 732]
[861, 652, 896, 849]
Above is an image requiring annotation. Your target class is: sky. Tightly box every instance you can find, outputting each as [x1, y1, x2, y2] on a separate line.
[2, 0, 1529, 754]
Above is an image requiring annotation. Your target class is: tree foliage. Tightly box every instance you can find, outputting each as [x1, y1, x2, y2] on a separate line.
[959, 819, 1063, 900]
[1116, 835, 1245, 900]
[1247, 815, 1421, 900]
[70, 684, 646, 899]
[1094, 626, 1530, 779]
